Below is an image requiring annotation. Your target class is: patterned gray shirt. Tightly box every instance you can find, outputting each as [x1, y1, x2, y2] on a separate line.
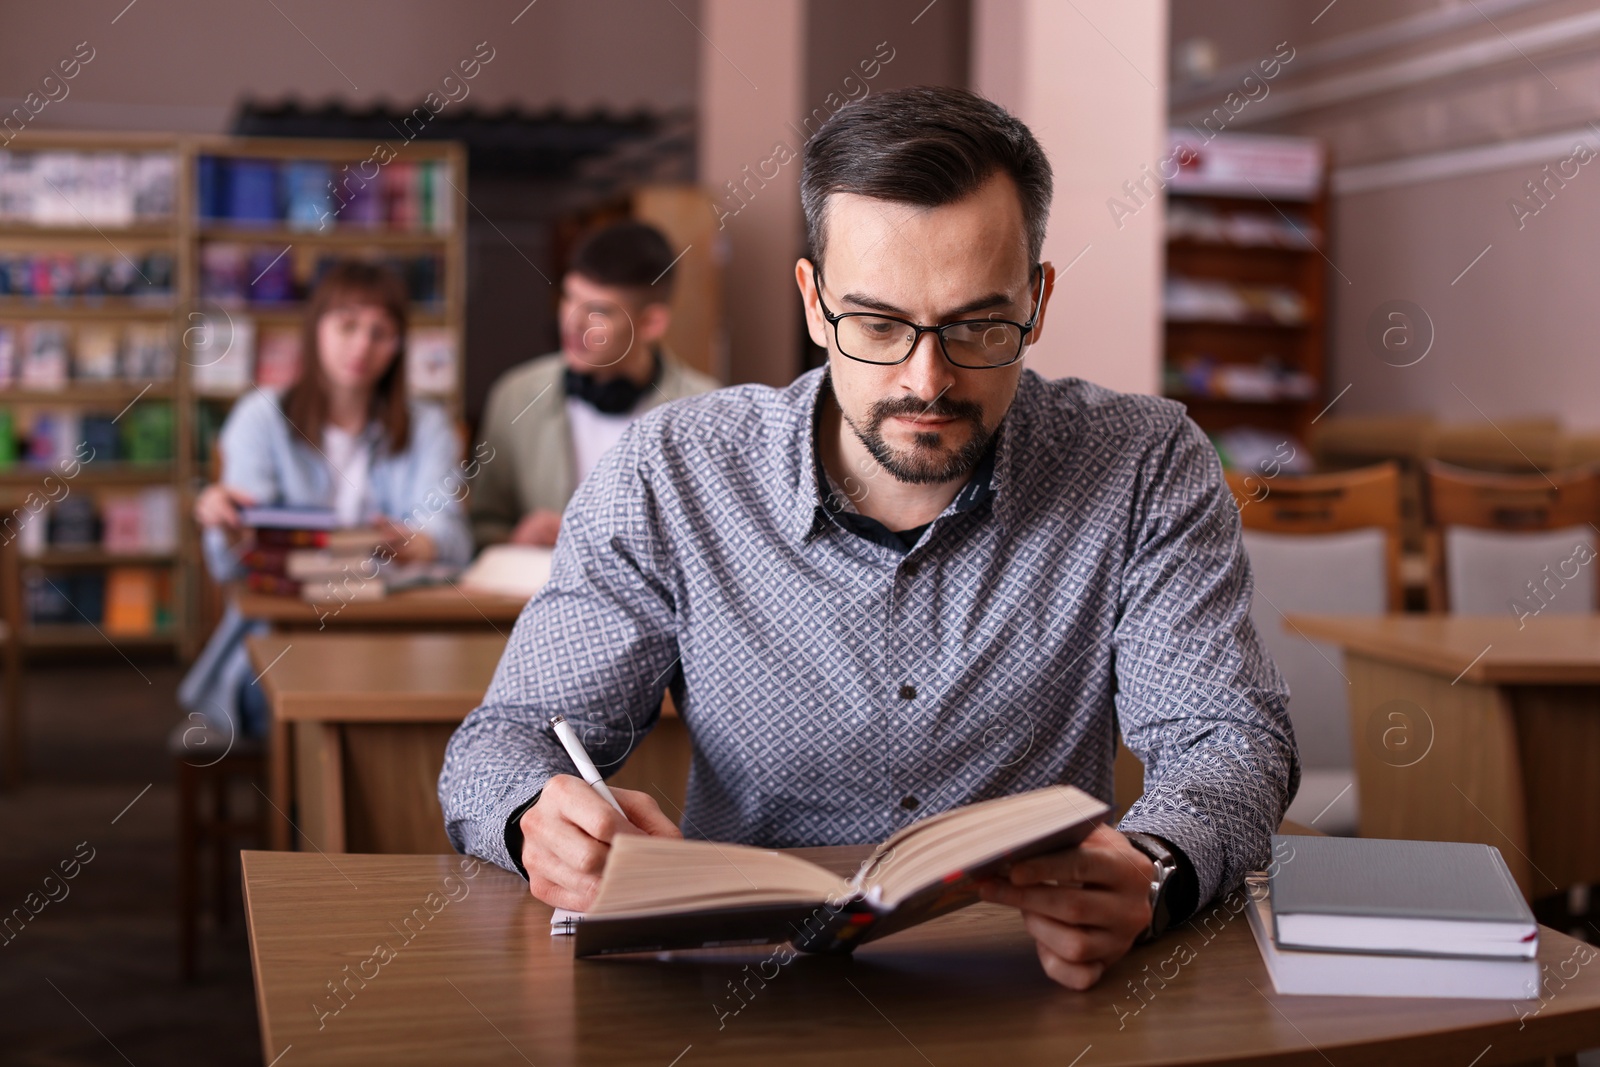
[438, 366, 1299, 909]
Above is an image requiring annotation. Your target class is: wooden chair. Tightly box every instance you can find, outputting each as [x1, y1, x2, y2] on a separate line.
[1224, 462, 1403, 836]
[1226, 462, 1405, 610]
[1422, 461, 1600, 613]
[172, 720, 269, 980]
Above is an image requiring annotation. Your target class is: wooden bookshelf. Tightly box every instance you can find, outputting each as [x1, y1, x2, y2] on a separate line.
[1162, 136, 1329, 448]
[0, 131, 468, 662]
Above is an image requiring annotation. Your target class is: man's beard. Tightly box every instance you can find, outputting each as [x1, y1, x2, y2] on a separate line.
[842, 392, 992, 485]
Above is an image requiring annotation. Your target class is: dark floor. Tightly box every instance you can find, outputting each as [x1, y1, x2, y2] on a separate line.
[0, 658, 260, 1067]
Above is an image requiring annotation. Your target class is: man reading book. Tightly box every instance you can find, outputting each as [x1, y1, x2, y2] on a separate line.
[440, 85, 1300, 991]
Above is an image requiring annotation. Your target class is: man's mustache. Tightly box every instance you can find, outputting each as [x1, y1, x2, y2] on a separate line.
[867, 395, 983, 423]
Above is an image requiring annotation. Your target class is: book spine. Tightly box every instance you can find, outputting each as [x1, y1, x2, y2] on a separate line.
[244, 571, 302, 597]
[253, 528, 331, 548]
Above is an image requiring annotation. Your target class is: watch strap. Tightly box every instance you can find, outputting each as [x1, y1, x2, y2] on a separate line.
[1124, 831, 1179, 943]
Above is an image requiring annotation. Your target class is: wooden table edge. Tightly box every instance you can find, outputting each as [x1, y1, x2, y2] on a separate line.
[1283, 614, 1600, 685]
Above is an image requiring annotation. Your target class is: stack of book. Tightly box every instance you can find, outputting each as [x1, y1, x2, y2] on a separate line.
[1249, 835, 1541, 999]
[238, 506, 386, 603]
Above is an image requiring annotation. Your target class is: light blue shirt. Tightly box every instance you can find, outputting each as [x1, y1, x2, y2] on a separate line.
[180, 388, 473, 734]
[201, 388, 473, 578]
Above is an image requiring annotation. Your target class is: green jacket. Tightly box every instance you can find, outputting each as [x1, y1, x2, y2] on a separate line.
[469, 349, 720, 547]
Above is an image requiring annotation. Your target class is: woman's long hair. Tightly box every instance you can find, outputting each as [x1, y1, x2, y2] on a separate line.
[281, 260, 411, 453]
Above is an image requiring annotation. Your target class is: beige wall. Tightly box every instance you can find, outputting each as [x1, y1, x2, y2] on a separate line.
[697, 0, 974, 386]
[973, 0, 1167, 395]
[696, 0, 808, 388]
[0, 0, 700, 132]
[1170, 0, 1600, 431]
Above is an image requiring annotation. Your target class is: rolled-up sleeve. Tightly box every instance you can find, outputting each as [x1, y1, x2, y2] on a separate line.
[1113, 414, 1300, 909]
[438, 424, 681, 872]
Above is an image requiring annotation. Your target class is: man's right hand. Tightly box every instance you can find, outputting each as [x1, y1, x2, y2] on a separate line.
[519, 774, 682, 911]
[510, 509, 562, 546]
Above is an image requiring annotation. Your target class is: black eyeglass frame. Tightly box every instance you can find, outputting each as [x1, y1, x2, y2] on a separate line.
[811, 262, 1045, 369]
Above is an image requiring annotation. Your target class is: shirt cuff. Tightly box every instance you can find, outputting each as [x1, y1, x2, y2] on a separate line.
[1117, 801, 1224, 913]
[503, 791, 542, 881]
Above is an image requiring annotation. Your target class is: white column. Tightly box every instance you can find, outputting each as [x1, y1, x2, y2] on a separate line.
[973, 0, 1167, 395]
[696, 0, 807, 387]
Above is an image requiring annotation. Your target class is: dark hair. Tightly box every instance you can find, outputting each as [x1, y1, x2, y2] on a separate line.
[282, 259, 411, 453]
[801, 85, 1053, 270]
[568, 220, 677, 300]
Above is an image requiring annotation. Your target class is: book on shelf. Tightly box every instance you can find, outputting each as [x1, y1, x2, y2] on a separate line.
[72, 325, 121, 381]
[570, 785, 1108, 958]
[283, 160, 333, 231]
[1166, 131, 1324, 201]
[46, 495, 100, 549]
[119, 401, 174, 463]
[0, 150, 177, 227]
[122, 323, 174, 381]
[247, 245, 296, 303]
[189, 315, 255, 395]
[406, 326, 455, 395]
[226, 158, 280, 226]
[97, 487, 178, 554]
[197, 155, 452, 232]
[104, 566, 159, 635]
[253, 325, 301, 389]
[0, 249, 175, 299]
[24, 569, 104, 625]
[0, 325, 15, 386]
[0, 322, 173, 390]
[1269, 835, 1538, 959]
[20, 323, 69, 389]
[199, 245, 444, 307]
[1247, 875, 1540, 1000]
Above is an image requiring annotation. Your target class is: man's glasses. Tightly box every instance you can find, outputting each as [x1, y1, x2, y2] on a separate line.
[812, 263, 1043, 369]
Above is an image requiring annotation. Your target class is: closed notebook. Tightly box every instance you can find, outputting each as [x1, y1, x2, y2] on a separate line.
[1270, 835, 1538, 958]
[1246, 876, 1539, 999]
[572, 785, 1107, 958]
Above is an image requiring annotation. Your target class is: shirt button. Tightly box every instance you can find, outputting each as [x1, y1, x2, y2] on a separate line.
[900, 795, 919, 811]
[903, 560, 920, 578]
[898, 684, 917, 700]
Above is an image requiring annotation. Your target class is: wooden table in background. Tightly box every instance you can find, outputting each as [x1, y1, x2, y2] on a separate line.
[1287, 613, 1600, 899]
[235, 584, 529, 633]
[243, 847, 1600, 1067]
[247, 632, 691, 853]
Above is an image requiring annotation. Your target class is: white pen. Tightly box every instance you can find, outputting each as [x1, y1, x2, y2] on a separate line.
[549, 715, 628, 818]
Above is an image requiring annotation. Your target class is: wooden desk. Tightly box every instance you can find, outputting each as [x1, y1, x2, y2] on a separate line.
[235, 584, 529, 633]
[243, 849, 1600, 1067]
[248, 632, 691, 853]
[1286, 614, 1600, 898]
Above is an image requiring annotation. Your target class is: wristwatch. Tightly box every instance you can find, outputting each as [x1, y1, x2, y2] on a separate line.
[1124, 831, 1180, 944]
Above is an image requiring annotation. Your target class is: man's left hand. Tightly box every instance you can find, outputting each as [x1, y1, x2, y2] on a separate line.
[976, 822, 1155, 990]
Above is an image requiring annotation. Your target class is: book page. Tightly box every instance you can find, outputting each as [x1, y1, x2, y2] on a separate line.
[858, 785, 1107, 907]
[587, 834, 850, 918]
[460, 544, 553, 600]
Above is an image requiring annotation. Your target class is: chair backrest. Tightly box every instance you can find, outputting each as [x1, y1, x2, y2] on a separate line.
[1225, 462, 1404, 611]
[1422, 461, 1600, 614]
[1224, 463, 1401, 774]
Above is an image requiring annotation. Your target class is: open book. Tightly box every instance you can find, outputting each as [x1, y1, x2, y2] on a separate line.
[572, 784, 1107, 958]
